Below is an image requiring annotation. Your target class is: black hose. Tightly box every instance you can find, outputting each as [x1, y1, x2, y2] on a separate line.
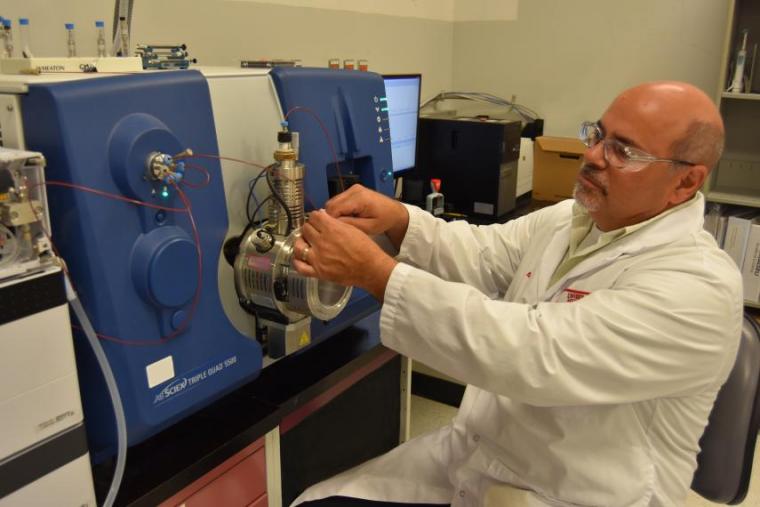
[242, 194, 273, 239]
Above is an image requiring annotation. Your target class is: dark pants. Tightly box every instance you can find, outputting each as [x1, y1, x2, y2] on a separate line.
[300, 497, 449, 507]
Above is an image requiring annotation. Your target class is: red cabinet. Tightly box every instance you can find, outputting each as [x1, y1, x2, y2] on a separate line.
[160, 437, 267, 507]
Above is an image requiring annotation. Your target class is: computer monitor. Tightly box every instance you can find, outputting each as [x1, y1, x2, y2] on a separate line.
[383, 74, 422, 175]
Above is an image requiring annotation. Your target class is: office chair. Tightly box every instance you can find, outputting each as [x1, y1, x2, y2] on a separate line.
[691, 313, 760, 504]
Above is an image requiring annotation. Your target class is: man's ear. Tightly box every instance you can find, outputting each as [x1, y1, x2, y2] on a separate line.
[671, 164, 708, 204]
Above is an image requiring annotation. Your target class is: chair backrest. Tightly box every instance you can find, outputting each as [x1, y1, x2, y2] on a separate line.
[691, 313, 760, 504]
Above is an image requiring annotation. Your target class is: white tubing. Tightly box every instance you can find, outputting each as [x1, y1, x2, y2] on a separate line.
[66, 277, 127, 507]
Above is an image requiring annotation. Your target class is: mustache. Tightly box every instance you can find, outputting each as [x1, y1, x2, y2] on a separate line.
[579, 164, 608, 195]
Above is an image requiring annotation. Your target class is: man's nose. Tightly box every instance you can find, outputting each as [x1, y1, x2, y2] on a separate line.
[583, 141, 608, 170]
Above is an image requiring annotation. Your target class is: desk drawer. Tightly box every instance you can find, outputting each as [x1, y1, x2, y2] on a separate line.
[247, 493, 267, 507]
[161, 437, 267, 507]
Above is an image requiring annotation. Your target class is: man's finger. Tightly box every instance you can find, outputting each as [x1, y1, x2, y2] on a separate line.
[326, 185, 367, 216]
[292, 258, 318, 277]
[324, 188, 349, 209]
[309, 209, 344, 233]
[337, 216, 376, 233]
[326, 183, 363, 204]
[302, 222, 319, 243]
[325, 197, 361, 218]
[293, 239, 310, 262]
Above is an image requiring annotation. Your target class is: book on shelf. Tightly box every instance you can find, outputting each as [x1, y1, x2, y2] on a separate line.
[704, 203, 760, 303]
[742, 223, 760, 303]
[704, 203, 729, 246]
[724, 213, 758, 269]
[716, 214, 730, 247]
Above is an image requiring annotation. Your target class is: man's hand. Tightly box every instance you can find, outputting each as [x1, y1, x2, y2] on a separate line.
[325, 184, 410, 250]
[292, 210, 398, 301]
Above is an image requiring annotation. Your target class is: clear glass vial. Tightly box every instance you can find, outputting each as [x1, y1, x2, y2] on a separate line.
[95, 20, 106, 57]
[19, 18, 31, 58]
[65, 22, 76, 57]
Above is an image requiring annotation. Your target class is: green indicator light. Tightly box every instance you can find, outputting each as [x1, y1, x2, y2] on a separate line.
[379, 97, 388, 102]
[380, 107, 389, 112]
[161, 187, 170, 198]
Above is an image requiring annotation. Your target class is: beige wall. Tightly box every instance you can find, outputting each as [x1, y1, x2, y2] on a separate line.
[2, 0, 731, 135]
[452, 0, 731, 136]
[132, 0, 453, 99]
[0, 0, 453, 99]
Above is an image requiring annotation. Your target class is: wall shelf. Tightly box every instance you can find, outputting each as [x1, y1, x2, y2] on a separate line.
[712, 1, 760, 310]
[706, 188, 760, 208]
[721, 92, 760, 101]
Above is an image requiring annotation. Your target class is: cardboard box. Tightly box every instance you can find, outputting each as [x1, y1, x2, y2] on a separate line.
[533, 136, 586, 202]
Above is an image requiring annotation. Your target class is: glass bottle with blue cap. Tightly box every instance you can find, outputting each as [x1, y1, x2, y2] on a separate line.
[65, 22, 76, 57]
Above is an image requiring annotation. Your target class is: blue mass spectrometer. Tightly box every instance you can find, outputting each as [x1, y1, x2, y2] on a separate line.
[0, 66, 394, 460]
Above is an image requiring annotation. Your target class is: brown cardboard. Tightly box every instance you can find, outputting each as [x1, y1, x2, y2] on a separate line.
[533, 136, 586, 202]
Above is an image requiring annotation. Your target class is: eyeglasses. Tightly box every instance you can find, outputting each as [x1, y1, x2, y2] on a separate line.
[579, 121, 695, 171]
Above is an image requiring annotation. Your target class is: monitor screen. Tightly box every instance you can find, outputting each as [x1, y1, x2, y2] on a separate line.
[383, 74, 421, 175]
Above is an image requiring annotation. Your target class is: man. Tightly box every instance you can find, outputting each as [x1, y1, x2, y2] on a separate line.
[289, 82, 743, 506]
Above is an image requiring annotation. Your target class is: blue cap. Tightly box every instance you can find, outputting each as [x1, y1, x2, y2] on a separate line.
[19, 18, 29, 26]
[65, 23, 74, 30]
[95, 20, 104, 28]
[2, 19, 11, 28]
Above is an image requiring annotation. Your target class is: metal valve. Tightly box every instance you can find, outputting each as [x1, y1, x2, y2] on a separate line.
[146, 149, 193, 185]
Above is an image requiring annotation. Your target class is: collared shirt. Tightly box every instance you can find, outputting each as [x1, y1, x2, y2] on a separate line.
[549, 194, 699, 287]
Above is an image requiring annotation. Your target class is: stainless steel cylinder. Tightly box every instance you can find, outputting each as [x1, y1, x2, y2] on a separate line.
[234, 128, 352, 324]
[268, 159, 305, 236]
[234, 228, 352, 322]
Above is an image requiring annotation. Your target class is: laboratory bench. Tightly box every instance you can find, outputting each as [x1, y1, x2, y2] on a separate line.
[426, 192, 546, 226]
[93, 310, 405, 507]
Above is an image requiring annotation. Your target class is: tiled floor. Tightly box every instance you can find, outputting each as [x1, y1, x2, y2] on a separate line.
[409, 395, 760, 505]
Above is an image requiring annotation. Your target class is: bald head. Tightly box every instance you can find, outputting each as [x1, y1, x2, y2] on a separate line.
[610, 81, 724, 170]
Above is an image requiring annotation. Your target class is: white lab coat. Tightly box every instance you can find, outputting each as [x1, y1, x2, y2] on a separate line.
[293, 193, 743, 507]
